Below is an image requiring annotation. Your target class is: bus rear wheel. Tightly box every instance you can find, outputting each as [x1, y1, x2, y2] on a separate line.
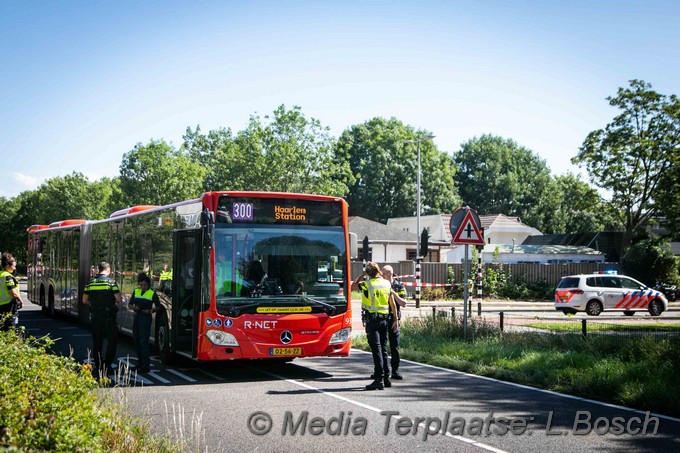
[156, 312, 175, 365]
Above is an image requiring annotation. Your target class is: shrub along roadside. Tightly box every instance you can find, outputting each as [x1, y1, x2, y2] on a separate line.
[354, 316, 680, 417]
[0, 329, 180, 452]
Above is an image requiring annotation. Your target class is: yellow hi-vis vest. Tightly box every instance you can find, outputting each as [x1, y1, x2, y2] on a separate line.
[1, 270, 17, 306]
[132, 288, 156, 311]
[360, 277, 392, 314]
[160, 269, 173, 281]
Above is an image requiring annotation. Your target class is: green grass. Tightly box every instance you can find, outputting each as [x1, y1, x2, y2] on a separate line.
[354, 316, 680, 417]
[0, 329, 191, 452]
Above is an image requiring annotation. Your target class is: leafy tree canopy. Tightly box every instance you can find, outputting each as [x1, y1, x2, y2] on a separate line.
[454, 134, 553, 232]
[336, 117, 460, 223]
[119, 139, 206, 205]
[573, 80, 680, 239]
[183, 105, 353, 197]
[552, 173, 623, 234]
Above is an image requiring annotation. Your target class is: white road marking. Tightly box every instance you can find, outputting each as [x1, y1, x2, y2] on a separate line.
[166, 368, 197, 382]
[147, 371, 171, 384]
[255, 366, 507, 453]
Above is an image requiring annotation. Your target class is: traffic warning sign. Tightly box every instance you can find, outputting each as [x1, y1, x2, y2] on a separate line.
[450, 207, 484, 245]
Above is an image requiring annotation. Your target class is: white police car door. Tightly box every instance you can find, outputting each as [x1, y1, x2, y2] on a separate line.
[601, 276, 624, 309]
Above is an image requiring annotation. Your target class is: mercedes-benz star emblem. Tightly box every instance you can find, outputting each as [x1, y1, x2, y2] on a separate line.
[280, 331, 292, 344]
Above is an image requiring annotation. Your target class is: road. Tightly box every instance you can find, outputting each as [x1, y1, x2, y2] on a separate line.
[15, 287, 680, 452]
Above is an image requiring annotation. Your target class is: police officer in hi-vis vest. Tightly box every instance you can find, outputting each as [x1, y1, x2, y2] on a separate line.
[83, 261, 122, 376]
[159, 263, 173, 295]
[1, 252, 24, 332]
[128, 273, 161, 373]
[352, 262, 399, 390]
[381, 265, 407, 380]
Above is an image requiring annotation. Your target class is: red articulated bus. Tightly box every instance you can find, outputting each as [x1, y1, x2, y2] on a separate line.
[27, 192, 354, 364]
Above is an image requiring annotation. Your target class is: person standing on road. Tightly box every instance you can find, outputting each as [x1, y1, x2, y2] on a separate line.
[1, 253, 23, 332]
[82, 261, 122, 377]
[159, 263, 172, 295]
[352, 262, 399, 390]
[128, 273, 161, 373]
[381, 265, 407, 380]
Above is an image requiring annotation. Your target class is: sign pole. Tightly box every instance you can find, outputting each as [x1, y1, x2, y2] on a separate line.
[415, 257, 421, 308]
[463, 244, 469, 339]
[449, 206, 484, 341]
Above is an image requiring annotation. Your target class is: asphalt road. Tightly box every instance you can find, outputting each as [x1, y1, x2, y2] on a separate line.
[15, 288, 680, 452]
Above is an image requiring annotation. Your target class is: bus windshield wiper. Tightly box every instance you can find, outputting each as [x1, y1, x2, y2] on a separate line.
[298, 296, 337, 315]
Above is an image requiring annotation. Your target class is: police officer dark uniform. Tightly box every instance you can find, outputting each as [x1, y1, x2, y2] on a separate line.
[382, 265, 407, 380]
[352, 262, 399, 390]
[1, 253, 23, 332]
[128, 273, 161, 373]
[83, 261, 122, 376]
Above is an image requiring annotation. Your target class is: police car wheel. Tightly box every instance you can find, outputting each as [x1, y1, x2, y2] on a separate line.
[623, 311, 635, 316]
[648, 300, 663, 317]
[585, 300, 603, 316]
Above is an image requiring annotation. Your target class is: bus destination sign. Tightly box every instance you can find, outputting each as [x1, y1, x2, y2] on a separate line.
[218, 196, 342, 226]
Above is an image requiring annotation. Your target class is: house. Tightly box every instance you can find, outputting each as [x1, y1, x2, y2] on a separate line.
[481, 244, 605, 264]
[387, 213, 542, 262]
[523, 232, 624, 262]
[348, 217, 449, 262]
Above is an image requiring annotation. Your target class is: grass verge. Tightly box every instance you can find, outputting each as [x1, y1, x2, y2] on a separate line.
[353, 316, 680, 417]
[0, 329, 187, 452]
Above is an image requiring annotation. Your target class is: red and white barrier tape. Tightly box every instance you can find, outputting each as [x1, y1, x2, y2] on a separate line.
[402, 282, 456, 287]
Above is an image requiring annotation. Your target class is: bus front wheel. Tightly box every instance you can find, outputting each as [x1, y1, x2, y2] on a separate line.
[156, 312, 175, 365]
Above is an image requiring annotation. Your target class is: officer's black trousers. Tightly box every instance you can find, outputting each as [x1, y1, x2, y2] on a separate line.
[91, 315, 118, 371]
[366, 317, 389, 380]
[388, 318, 400, 373]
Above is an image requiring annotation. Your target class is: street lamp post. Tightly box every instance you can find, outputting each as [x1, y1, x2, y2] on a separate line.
[404, 134, 435, 308]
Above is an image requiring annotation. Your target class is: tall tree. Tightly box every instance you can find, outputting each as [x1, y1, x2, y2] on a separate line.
[119, 139, 206, 205]
[655, 95, 680, 239]
[573, 80, 679, 241]
[454, 134, 554, 232]
[335, 117, 460, 223]
[552, 173, 623, 234]
[183, 106, 353, 196]
[0, 173, 120, 270]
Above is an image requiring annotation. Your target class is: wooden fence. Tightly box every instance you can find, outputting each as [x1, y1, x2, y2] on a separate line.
[350, 261, 620, 288]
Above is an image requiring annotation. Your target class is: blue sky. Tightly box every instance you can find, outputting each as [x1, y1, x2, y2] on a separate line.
[2, 0, 679, 199]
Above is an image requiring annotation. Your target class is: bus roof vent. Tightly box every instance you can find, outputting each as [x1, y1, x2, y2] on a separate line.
[26, 224, 48, 233]
[109, 205, 159, 218]
[47, 219, 86, 228]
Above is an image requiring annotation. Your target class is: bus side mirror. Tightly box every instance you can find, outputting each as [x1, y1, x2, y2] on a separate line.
[349, 232, 358, 260]
[202, 209, 215, 250]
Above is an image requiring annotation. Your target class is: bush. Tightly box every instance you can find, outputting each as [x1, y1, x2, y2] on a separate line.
[0, 330, 180, 451]
[622, 238, 680, 287]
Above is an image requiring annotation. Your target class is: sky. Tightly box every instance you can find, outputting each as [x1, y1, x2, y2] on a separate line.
[2, 0, 679, 199]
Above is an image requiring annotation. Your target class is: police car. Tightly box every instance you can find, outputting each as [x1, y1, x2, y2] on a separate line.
[554, 272, 668, 316]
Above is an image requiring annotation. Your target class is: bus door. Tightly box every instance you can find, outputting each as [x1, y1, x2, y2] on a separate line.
[172, 230, 201, 357]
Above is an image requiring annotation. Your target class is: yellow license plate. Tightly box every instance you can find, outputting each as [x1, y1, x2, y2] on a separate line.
[270, 347, 302, 356]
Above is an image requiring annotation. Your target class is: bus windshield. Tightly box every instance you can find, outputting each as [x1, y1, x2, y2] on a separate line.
[214, 225, 347, 315]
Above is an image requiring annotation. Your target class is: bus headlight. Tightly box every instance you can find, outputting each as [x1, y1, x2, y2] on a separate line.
[206, 330, 239, 346]
[329, 328, 351, 344]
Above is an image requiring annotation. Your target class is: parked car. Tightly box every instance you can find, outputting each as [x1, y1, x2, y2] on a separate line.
[554, 273, 668, 316]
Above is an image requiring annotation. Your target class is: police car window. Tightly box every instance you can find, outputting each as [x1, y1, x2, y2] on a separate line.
[601, 277, 621, 288]
[558, 277, 580, 289]
[621, 278, 643, 290]
[586, 277, 598, 287]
